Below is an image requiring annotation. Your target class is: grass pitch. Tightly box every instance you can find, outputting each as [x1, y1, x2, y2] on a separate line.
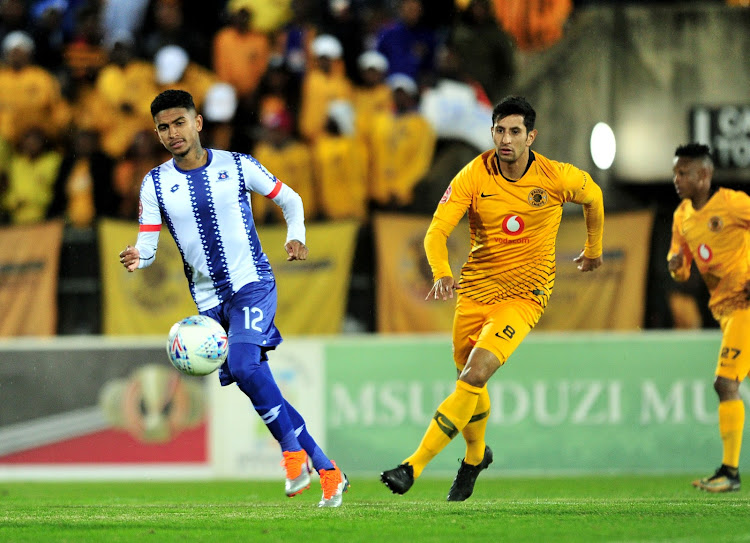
[2, 475, 750, 542]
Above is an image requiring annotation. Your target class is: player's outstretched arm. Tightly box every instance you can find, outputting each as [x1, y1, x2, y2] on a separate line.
[119, 245, 140, 272]
[573, 251, 602, 272]
[285, 239, 308, 261]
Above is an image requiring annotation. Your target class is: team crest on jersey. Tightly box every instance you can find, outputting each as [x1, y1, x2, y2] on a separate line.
[708, 216, 723, 232]
[439, 185, 452, 204]
[217, 170, 229, 181]
[697, 243, 713, 262]
[527, 188, 548, 207]
[501, 214, 525, 236]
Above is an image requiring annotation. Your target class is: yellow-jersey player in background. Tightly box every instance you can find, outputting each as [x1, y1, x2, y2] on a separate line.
[668, 143, 750, 493]
[381, 95, 604, 501]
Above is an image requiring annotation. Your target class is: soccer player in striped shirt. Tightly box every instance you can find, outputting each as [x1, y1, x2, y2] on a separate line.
[669, 143, 750, 493]
[381, 95, 604, 500]
[118, 90, 348, 507]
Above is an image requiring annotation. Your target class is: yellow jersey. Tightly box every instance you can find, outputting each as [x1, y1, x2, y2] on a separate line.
[312, 134, 368, 220]
[369, 111, 436, 206]
[298, 68, 353, 142]
[252, 141, 315, 223]
[426, 149, 603, 307]
[668, 188, 750, 319]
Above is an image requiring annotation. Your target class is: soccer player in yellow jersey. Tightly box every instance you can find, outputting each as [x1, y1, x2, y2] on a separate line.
[668, 143, 750, 493]
[381, 95, 604, 500]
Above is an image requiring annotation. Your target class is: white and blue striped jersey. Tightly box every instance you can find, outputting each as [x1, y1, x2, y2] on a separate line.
[135, 149, 305, 311]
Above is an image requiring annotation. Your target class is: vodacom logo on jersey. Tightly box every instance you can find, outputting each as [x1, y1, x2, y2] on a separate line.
[501, 214, 525, 236]
[697, 243, 713, 262]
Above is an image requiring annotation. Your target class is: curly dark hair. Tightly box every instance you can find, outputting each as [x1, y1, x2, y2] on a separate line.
[150, 89, 196, 118]
[675, 143, 712, 162]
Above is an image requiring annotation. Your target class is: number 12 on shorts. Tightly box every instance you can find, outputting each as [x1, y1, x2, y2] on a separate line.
[243, 306, 263, 331]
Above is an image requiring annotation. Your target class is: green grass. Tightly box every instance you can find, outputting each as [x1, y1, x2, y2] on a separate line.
[2, 476, 750, 542]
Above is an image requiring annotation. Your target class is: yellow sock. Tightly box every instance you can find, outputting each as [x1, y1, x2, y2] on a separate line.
[403, 380, 482, 477]
[462, 386, 490, 465]
[719, 399, 745, 468]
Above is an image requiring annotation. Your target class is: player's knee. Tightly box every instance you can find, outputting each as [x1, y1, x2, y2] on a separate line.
[714, 375, 740, 401]
[460, 348, 502, 387]
[226, 343, 263, 384]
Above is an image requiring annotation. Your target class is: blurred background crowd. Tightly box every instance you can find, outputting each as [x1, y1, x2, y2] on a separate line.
[0, 0, 522, 228]
[0, 0, 746, 336]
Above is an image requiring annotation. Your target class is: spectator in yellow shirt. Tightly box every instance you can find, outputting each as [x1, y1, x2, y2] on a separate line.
[252, 108, 317, 224]
[225, 0, 294, 34]
[312, 101, 368, 221]
[353, 50, 393, 198]
[353, 50, 393, 143]
[0, 31, 69, 146]
[369, 73, 436, 209]
[1, 127, 62, 225]
[298, 34, 353, 142]
[92, 31, 155, 159]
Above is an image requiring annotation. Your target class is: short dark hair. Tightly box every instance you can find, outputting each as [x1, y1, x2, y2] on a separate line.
[150, 89, 196, 118]
[492, 96, 536, 132]
[675, 143, 712, 162]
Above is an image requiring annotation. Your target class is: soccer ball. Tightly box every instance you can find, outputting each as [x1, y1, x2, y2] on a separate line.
[166, 315, 228, 376]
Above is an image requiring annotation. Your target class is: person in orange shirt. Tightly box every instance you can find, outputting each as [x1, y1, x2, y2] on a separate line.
[212, 7, 270, 102]
[490, 0, 571, 51]
[381, 95, 604, 500]
[668, 143, 750, 493]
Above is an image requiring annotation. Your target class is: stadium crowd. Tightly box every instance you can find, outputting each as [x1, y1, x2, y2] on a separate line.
[2, 0, 738, 227]
[0, 0, 526, 227]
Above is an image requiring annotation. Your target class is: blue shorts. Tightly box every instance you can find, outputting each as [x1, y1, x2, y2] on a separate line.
[202, 281, 283, 386]
[201, 280, 283, 348]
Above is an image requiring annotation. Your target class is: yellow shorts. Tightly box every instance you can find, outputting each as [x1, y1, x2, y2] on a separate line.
[716, 306, 750, 381]
[452, 294, 543, 370]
